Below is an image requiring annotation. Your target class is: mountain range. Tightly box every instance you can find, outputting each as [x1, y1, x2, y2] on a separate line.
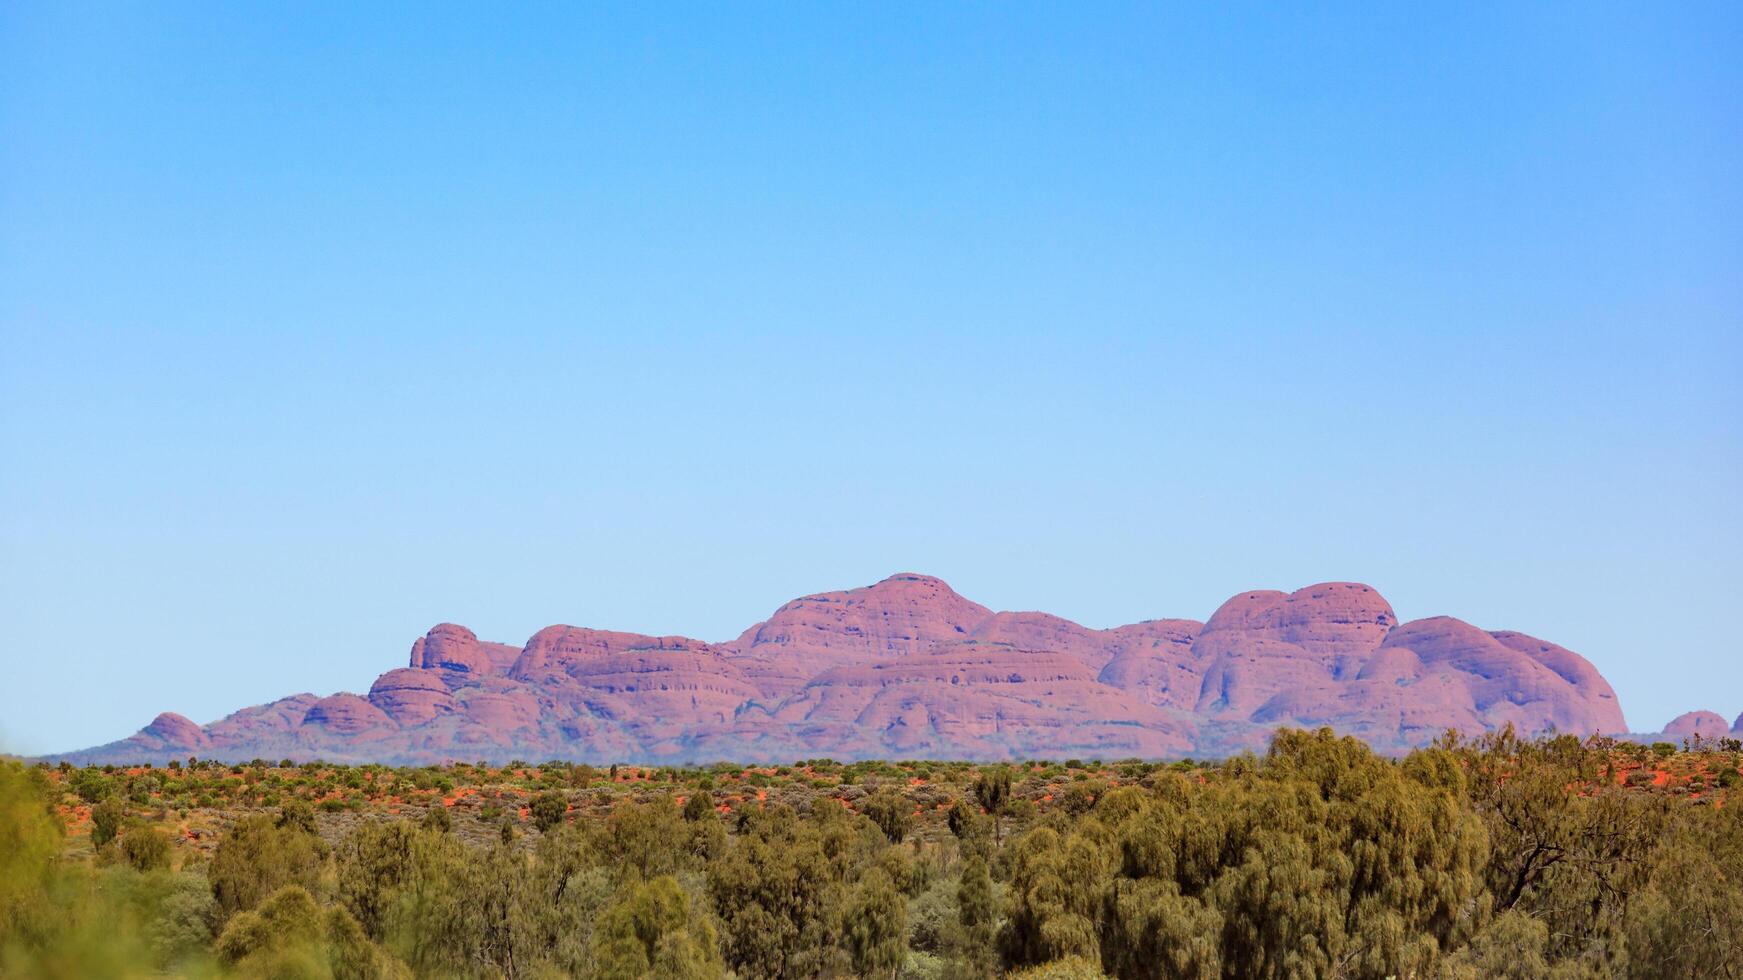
[57, 573, 1720, 765]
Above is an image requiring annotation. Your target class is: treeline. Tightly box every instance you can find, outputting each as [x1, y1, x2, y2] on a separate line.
[2, 728, 1740, 978]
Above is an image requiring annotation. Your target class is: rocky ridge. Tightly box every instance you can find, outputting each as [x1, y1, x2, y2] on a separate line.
[58, 573, 1630, 764]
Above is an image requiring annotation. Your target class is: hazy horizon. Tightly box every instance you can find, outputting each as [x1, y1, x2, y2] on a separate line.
[4, 4, 1739, 754]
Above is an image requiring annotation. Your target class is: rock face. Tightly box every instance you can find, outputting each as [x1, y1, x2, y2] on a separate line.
[302, 694, 395, 736]
[1194, 583, 1397, 721]
[127, 712, 210, 752]
[722, 573, 992, 699]
[55, 573, 1632, 765]
[1662, 711, 1732, 740]
[368, 668, 457, 726]
[409, 623, 520, 676]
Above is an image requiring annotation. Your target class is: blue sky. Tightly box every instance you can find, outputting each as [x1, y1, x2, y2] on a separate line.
[2, 3, 1738, 753]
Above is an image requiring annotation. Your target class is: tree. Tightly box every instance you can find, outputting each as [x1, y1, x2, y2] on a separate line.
[946, 799, 978, 840]
[1441, 910, 1553, 980]
[1104, 878, 1220, 980]
[860, 790, 912, 845]
[947, 799, 993, 864]
[472, 838, 535, 978]
[1626, 796, 1743, 978]
[845, 868, 907, 980]
[998, 826, 1106, 970]
[213, 884, 326, 967]
[0, 762, 63, 945]
[707, 809, 848, 978]
[119, 826, 172, 873]
[278, 799, 318, 835]
[368, 824, 479, 976]
[517, 823, 616, 977]
[952, 854, 998, 980]
[530, 791, 567, 833]
[591, 875, 724, 980]
[1206, 828, 1343, 979]
[1057, 782, 1099, 816]
[90, 798, 125, 850]
[138, 871, 217, 969]
[683, 791, 715, 823]
[215, 884, 408, 979]
[337, 821, 422, 940]
[974, 767, 1013, 843]
[606, 799, 691, 882]
[1460, 727, 1664, 971]
[71, 768, 113, 804]
[209, 812, 328, 921]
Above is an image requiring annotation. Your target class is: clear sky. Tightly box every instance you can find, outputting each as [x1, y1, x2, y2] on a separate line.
[2, 3, 1738, 754]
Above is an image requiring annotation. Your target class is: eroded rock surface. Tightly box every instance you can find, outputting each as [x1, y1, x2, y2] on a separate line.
[1662, 710, 1731, 740]
[58, 573, 1633, 765]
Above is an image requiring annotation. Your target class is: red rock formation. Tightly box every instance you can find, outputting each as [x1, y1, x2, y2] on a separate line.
[459, 690, 540, 734]
[368, 668, 457, 725]
[409, 623, 521, 676]
[766, 637, 1195, 758]
[1194, 583, 1396, 722]
[302, 694, 396, 735]
[509, 626, 758, 736]
[1097, 619, 1205, 712]
[59, 574, 1633, 766]
[723, 573, 993, 699]
[130, 712, 209, 751]
[1369, 618, 1627, 737]
[967, 612, 1114, 672]
[204, 694, 320, 744]
[1663, 710, 1731, 740]
[1735, 711, 1743, 734]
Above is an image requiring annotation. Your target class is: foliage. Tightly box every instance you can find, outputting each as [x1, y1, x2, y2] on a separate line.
[707, 805, 849, 978]
[861, 789, 913, 844]
[845, 866, 906, 979]
[5, 731, 1741, 978]
[119, 825, 173, 872]
[209, 808, 329, 922]
[591, 875, 723, 980]
[530, 791, 567, 833]
[90, 797, 126, 850]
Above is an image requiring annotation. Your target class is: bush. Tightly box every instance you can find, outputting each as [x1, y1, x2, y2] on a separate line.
[90, 798, 126, 850]
[6, 732, 1740, 980]
[421, 806, 452, 833]
[592, 875, 723, 979]
[72, 769, 114, 804]
[119, 826, 173, 872]
[861, 790, 912, 844]
[1007, 956, 1111, 979]
[209, 813, 328, 921]
[684, 791, 716, 822]
[530, 791, 567, 832]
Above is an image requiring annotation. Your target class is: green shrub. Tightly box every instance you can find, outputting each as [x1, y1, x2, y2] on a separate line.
[209, 812, 328, 920]
[530, 791, 567, 832]
[90, 798, 126, 850]
[119, 826, 173, 872]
